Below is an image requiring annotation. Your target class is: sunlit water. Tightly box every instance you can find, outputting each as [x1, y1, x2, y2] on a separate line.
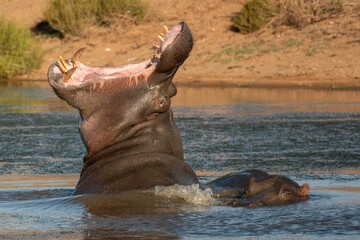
[0, 81, 359, 239]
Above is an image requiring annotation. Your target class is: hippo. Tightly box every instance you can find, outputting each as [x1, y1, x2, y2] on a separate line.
[48, 22, 198, 195]
[208, 170, 309, 207]
[48, 22, 309, 205]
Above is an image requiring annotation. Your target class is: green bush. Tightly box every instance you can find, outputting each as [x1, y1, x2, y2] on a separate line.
[44, 0, 148, 37]
[231, 0, 278, 34]
[0, 17, 43, 79]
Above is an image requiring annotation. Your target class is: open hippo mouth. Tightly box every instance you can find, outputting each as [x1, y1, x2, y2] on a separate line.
[48, 22, 192, 88]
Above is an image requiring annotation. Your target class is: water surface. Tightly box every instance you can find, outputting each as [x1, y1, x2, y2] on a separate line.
[0, 81, 359, 239]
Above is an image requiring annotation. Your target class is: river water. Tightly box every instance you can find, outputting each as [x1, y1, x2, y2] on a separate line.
[0, 81, 359, 239]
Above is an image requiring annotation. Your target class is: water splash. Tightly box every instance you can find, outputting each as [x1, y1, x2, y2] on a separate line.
[154, 184, 218, 206]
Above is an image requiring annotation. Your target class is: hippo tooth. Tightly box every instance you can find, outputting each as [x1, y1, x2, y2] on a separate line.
[153, 44, 160, 49]
[57, 59, 68, 74]
[154, 54, 161, 59]
[158, 35, 165, 42]
[71, 47, 87, 66]
[163, 25, 169, 33]
[61, 67, 77, 83]
[59, 56, 72, 72]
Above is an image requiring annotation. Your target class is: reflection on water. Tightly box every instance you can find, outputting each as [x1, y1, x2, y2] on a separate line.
[0, 81, 71, 113]
[0, 81, 359, 239]
[173, 86, 360, 113]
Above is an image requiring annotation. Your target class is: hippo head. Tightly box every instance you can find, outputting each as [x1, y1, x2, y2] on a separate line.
[48, 22, 193, 158]
[243, 175, 309, 206]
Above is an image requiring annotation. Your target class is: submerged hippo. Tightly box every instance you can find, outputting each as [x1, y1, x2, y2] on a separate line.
[48, 22, 309, 205]
[208, 170, 309, 207]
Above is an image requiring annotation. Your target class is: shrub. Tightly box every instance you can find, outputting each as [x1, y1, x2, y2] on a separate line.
[231, 0, 343, 34]
[44, 0, 149, 37]
[278, 0, 344, 28]
[96, 0, 148, 23]
[0, 17, 43, 79]
[231, 0, 278, 34]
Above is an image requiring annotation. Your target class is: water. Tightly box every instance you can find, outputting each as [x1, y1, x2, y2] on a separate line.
[0, 81, 359, 239]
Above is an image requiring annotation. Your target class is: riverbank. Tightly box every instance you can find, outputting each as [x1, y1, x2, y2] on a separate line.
[1, 0, 360, 89]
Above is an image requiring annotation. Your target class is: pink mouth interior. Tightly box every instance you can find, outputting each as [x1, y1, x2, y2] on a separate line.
[55, 24, 183, 86]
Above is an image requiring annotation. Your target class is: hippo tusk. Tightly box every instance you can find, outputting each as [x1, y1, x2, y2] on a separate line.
[149, 54, 161, 65]
[163, 25, 169, 33]
[57, 59, 68, 74]
[158, 35, 165, 42]
[71, 47, 87, 66]
[59, 56, 72, 70]
[61, 67, 77, 83]
[57, 55, 73, 74]
[56, 47, 85, 78]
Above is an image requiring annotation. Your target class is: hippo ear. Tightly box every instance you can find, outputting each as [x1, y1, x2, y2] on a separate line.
[299, 183, 310, 198]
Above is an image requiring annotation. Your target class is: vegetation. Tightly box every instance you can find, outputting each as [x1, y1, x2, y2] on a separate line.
[278, 0, 344, 29]
[306, 43, 328, 56]
[232, 0, 343, 34]
[44, 0, 149, 37]
[210, 39, 305, 64]
[231, 0, 278, 34]
[210, 41, 267, 64]
[0, 17, 43, 79]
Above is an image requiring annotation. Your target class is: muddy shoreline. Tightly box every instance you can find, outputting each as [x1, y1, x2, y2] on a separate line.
[175, 75, 360, 90]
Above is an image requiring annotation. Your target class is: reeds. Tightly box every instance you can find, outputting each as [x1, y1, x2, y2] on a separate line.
[0, 17, 43, 79]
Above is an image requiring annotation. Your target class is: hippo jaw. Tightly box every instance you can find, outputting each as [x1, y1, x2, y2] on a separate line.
[47, 22, 193, 157]
[47, 22, 192, 112]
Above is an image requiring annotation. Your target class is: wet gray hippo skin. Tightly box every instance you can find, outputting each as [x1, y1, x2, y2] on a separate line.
[48, 22, 199, 194]
[208, 170, 309, 207]
[48, 22, 309, 205]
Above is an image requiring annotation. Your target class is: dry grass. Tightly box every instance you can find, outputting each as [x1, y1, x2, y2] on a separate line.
[276, 0, 344, 29]
[232, 0, 344, 34]
[44, 0, 149, 37]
